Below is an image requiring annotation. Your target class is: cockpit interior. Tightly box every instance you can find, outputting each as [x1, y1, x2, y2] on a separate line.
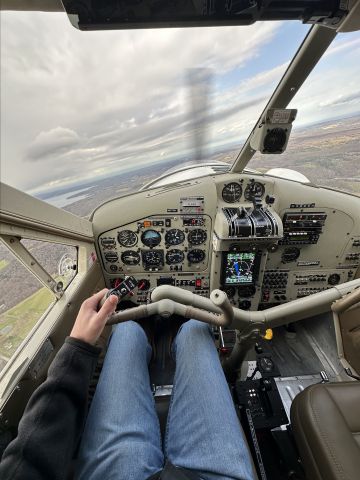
[1, 1, 360, 479]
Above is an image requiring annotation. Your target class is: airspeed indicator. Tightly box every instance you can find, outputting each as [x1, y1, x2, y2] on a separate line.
[118, 230, 138, 247]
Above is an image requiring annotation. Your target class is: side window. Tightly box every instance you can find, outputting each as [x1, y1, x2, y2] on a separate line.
[0, 239, 77, 374]
[20, 239, 77, 290]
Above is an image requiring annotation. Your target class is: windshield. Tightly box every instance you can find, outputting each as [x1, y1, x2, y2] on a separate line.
[1, 11, 313, 216]
[2, 12, 359, 217]
[247, 30, 360, 196]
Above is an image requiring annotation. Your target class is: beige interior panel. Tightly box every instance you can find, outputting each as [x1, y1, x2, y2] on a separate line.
[92, 172, 360, 312]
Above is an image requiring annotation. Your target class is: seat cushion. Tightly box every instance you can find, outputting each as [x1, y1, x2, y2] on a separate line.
[290, 382, 360, 480]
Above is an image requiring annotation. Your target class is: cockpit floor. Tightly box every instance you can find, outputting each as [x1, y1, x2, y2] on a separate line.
[264, 326, 326, 376]
[264, 314, 340, 378]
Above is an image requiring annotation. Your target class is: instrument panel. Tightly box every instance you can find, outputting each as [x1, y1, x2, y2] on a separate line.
[99, 214, 211, 275]
[93, 172, 360, 310]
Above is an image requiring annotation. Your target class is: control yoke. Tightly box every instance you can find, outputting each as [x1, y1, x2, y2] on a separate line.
[106, 279, 360, 333]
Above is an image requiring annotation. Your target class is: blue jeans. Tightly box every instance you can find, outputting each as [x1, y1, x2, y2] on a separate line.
[76, 320, 256, 480]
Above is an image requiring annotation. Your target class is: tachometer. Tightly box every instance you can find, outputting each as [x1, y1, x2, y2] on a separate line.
[188, 229, 207, 245]
[118, 230, 138, 247]
[121, 250, 140, 265]
[141, 229, 162, 247]
[187, 249, 205, 263]
[166, 249, 184, 264]
[244, 181, 265, 200]
[165, 229, 185, 245]
[222, 182, 242, 203]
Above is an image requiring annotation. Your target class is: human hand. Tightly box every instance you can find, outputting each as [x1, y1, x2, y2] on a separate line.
[70, 289, 118, 345]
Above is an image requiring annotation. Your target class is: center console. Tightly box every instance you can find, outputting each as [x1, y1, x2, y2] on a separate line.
[211, 197, 283, 310]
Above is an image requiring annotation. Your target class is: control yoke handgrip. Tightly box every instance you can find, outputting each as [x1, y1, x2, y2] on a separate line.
[106, 289, 234, 327]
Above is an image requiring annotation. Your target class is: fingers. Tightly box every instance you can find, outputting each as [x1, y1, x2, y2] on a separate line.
[96, 294, 118, 322]
[85, 288, 108, 310]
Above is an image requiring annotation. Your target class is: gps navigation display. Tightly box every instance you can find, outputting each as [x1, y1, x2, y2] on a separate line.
[224, 252, 256, 285]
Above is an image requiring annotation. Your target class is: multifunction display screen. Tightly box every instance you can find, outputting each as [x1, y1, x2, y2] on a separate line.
[224, 252, 256, 285]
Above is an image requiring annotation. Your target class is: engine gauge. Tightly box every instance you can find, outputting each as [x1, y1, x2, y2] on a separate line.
[222, 182, 242, 203]
[142, 250, 164, 268]
[118, 230, 138, 247]
[121, 250, 140, 265]
[141, 229, 162, 247]
[244, 181, 265, 200]
[188, 229, 207, 245]
[187, 249, 205, 264]
[166, 249, 184, 264]
[165, 229, 185, 246]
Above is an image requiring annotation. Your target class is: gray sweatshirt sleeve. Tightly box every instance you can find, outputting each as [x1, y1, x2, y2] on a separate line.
[0, 337, 101, 480]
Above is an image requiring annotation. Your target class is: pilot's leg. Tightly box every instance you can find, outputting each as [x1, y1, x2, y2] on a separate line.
[76, 321, 163, 480]
[165, 320, 256, 480]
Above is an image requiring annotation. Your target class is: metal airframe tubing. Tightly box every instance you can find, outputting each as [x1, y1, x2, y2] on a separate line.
[0, 235, 64, 298]
[231, 24, 337, 173]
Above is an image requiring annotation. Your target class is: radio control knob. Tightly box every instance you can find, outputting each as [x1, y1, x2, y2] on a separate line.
[328, 273, 340, 286]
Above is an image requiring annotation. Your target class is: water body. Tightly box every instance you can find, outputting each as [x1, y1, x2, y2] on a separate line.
[44, 186, 94, 208]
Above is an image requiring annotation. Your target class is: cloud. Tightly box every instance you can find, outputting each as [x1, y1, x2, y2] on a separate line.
[319, 91, 360, 108]
[1, 10, 285, 191]
[27, 127, 80, 160]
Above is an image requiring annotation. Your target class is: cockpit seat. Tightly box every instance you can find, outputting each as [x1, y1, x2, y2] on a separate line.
[290, 381, 360, 480]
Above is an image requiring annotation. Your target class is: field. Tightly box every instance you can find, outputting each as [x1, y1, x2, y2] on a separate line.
[0, 260, 8, 271]
[0, 286, 54, 362]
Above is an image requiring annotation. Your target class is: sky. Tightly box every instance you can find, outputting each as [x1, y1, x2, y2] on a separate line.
[1, 11, 360, 194]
